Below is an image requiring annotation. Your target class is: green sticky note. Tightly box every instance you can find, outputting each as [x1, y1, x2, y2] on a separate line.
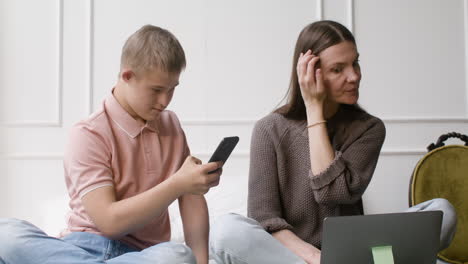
[371, 246, 395, 264]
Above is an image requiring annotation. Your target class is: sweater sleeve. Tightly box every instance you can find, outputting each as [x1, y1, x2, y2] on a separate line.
[308, 118, 386, 205]
[247, 120, 293, 233]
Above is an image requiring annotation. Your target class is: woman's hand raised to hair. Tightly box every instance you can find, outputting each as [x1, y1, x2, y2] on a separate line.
[297, 50, 326, 110]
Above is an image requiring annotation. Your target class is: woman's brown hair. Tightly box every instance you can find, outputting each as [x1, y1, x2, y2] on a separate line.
[276, 20, 358, 120]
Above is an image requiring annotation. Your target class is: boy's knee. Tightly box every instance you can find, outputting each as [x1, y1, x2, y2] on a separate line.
[172, 243, 196, 264]
[0, 218, 33, 257]
[210, 213, 256, 253]
[0, 218, 33, 238]
[211, 213, 242, 242]
[212, 213, 253, 233]
[146, 242, 196, 264]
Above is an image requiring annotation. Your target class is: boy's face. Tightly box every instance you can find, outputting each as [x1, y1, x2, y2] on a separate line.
[122, 68, 180, 123]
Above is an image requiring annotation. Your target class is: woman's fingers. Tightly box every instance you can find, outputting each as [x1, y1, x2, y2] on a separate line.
[297, 50, 314, 72]
[297, 52, 309, 80]
[315, 68, 324, 94]
[297, 50, 327, 104]
[306, 56, 320, 85]
[296, 50, 326, 105]
[298, 51, 317, 84]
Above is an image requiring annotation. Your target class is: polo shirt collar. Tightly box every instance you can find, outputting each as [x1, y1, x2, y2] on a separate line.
[105, 92, 160, 138]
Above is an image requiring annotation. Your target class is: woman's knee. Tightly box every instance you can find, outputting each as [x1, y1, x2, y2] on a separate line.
[431, 198, 456, 216]
[409, 198, 455, 215]
[417, 198, 457, 227]
[432, 199, 457, 250]
[409, 198, 458, 250]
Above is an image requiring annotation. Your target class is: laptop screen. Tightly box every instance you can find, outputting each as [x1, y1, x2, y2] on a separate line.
[320, 211, 442, 264]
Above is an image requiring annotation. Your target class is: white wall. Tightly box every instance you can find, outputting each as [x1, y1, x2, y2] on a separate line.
[1, 0, 468, 239]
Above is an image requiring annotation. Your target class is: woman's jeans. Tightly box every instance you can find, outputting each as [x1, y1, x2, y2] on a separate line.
[0, 219, 196, 264]
[209, 198, 457, 264]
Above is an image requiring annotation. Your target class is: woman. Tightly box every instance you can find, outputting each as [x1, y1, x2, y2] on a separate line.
[210, 20, 456, 264]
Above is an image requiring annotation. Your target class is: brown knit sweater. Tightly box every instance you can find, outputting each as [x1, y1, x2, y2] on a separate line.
[247, 104, 386, 249]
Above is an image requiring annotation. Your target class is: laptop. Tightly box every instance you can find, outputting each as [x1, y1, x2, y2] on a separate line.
[321, 211, 442, 264]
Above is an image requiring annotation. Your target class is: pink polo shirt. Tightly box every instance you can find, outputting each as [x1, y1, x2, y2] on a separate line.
[61, 92, 189, 249]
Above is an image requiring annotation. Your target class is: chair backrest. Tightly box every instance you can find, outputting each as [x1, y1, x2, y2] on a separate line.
[409, 132, 468, 264]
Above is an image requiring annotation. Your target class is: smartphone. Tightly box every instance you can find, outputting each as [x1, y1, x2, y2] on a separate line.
[208, 136, 239, 173]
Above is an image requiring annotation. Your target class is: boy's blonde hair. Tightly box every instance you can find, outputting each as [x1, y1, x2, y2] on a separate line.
[120, 25, 186, 74]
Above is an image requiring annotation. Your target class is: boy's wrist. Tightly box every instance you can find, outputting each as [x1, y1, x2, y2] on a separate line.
[166, 174, 186, 197]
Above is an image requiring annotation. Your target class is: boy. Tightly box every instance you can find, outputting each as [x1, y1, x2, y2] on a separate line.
[0, 25, 221, 264]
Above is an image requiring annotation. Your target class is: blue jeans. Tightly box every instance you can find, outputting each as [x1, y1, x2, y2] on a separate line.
[0, 218, 196, 264]
[209, 198, 457, 264]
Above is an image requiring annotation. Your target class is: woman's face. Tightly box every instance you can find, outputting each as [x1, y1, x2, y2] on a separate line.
[318, 41, 361, 105]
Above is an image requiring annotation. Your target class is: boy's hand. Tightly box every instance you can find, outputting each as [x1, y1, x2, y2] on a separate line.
[172, 156, 222, 195]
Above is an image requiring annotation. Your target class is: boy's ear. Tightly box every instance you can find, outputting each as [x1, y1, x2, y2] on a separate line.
[120, 70, 135, 83]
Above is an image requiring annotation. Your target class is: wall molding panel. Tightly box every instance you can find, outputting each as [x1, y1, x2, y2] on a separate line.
[182, 117, 468, 125]
[86, 0, 95, 116]
[465, 0, 468, 117]
[316, 0, 324, 20]
[347, 0, 354, 33]
[1, 148, 429, 160]
[382, 117, 468, 123]
[3, 0, 64, 128]
[3, 153, 64, 160]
